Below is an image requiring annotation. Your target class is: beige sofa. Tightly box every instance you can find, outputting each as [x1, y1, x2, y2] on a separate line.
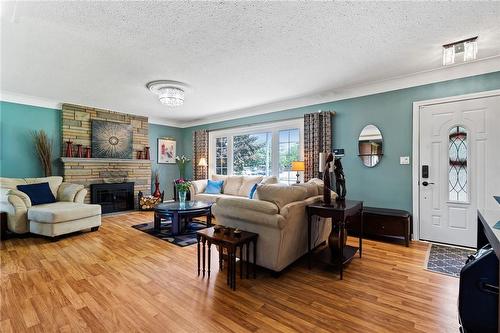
[0, 176, 101, 238]
[212, 178, 336, 273]
[190, 175, 279, 203]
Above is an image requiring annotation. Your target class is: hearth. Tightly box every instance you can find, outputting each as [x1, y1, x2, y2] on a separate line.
[91, 182, 134, 214]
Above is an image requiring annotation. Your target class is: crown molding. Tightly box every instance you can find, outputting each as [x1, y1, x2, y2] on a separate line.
[178, 55, 500, 128]
[2, 55, 500, 128]
[0, 91, 62, 109]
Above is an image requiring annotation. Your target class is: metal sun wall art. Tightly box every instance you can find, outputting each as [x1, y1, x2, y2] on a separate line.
[91, 120, 133, 159]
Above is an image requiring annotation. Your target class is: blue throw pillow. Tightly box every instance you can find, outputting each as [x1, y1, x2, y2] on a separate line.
[249, 183, 258, 199]
[17, 182, 56, 205]
[205, 180, 224, 194]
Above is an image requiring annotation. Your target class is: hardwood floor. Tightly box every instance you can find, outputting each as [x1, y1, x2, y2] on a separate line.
[1, 211, 459, 332]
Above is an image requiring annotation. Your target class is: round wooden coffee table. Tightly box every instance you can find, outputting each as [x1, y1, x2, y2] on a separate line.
[153, 201, 213, 235]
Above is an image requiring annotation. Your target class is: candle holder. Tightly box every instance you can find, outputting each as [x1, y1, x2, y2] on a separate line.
[65, 140, 73, 157]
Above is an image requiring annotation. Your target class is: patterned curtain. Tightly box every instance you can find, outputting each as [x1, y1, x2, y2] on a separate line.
[304, 111, 334, 181]
[192, 130, 209, 180]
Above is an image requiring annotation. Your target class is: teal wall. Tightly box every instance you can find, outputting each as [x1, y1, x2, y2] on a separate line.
[182, 71, 500, 212]
[0, 101, 62, 178]
[148, 123, 184, 199]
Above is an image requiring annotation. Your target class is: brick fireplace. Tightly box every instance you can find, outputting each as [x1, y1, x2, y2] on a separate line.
[60, 104, 151, 208]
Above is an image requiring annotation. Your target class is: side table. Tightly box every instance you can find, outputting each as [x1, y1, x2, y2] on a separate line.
[1, 212, 9, 241]
[196, 227, 258, 291]
[306, 200, 363, 279]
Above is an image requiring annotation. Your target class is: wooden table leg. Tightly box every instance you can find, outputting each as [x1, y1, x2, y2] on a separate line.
[246, 242, 250, 279]
[207, 210, 212, 227]
[253, 240, 257, 279]
[207, 241, 211, 278]
[239, 245, 243, 280]
[232, 246, 236, 290]
[339, 221, 345, 280]
[219, 245, 223, 271]
[308, 213, 312, 269]
[154, 212, 161, 232]
[359, 212, 363, 257]
[172, 212, 180, 235]
[202, 238, 206, 278]
[197, 235, 201, 276]
[226, 246, 230, 286]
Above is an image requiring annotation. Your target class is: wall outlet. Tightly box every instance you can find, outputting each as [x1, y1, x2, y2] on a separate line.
[400, 156, 410, 165]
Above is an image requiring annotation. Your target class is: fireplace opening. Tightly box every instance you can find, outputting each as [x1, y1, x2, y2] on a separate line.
[91, 182, 134, 214]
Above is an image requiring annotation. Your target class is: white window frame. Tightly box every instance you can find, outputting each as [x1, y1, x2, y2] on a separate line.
[208, 118, 304, 179]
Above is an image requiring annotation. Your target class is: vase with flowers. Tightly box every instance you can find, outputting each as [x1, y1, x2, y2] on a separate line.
[175, 155, 191, 179]
[152, 168, 161, 198]
[175, 178, 191, 204]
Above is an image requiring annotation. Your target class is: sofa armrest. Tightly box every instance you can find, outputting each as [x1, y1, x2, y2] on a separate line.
[215, 197, 279, 215]
[190, 180, 207, 195]
[57, 182, 85, 202]
[8, 189, 32, 208]
[74, 188, 87, 203]
[280, 195, 325, 219]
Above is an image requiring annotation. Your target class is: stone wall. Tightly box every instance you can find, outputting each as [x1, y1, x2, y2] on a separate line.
[61, 104, 151, 206]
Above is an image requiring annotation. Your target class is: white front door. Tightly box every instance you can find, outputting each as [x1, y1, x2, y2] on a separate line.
[419, 95, 500, 247]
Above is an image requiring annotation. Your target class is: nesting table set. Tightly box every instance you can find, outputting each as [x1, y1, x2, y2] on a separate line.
[196, 227, 258, 291]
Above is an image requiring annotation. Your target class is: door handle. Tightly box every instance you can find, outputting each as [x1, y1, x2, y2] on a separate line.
[422, 181, 435, 186]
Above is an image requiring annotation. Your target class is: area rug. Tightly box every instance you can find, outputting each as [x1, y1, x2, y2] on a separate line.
[132, 220, 207, 247]
[425, 243, 475, 277]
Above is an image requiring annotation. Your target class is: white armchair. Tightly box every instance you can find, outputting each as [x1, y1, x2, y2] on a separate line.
[0, 176, 101, 238]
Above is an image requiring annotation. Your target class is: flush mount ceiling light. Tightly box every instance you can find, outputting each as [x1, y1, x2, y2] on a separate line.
[147, 80, 188, 107]
[442, 37, 478, 66]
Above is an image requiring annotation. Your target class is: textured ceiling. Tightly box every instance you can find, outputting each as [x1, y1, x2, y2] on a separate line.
[1, 2, 500, 125]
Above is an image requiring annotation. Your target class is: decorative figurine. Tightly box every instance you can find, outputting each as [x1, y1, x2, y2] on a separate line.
[322, 153, 334, 206]
[65, 140, 73, 157]
[76, 144, 83, 158]
[84, 146, 91, 158]
[334, 157, 347, 200]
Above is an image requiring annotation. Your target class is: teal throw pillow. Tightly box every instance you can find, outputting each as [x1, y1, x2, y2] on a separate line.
[249, 183, 258, 199]
[205, 180, 224, 194]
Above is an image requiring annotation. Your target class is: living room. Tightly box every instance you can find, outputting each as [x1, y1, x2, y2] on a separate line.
[1, 2, 500, 332]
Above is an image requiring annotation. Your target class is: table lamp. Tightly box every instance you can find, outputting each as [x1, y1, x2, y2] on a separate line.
[198, 157, 208, 177]
[291, 161, 305, 184]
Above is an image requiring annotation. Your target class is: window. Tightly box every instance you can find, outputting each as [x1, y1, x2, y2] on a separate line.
[448, 126, 468, 202]
[279, 129, 300, 183]
[209, 119, 303, 184]
[233, 133, 272, 176]
[215, 137, 228, 175]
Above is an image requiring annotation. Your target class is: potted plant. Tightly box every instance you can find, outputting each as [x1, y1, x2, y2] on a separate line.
[31, 130, 53, 176]
[175, 178, 191, 204]
[175, 155, 191, 179]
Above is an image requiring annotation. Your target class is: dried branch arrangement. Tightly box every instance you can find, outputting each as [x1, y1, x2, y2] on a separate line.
[31, 130, 53, 177]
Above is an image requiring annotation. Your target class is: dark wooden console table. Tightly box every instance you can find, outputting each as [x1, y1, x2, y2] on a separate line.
[196, 227, 258, 291]
[306, 200, 363, 279]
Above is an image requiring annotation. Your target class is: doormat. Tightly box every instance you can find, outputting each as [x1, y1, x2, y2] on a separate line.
[425, 243, 475, 277]
[132, 220, 207, 247]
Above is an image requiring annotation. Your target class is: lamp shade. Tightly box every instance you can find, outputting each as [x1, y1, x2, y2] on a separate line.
[318, 153, 325, 172]
[291, 161, 305, 172]
[198, 157, 208, 167]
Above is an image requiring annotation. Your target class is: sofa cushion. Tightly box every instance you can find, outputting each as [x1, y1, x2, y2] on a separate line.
[256, 183, 307, 210]
[238, 176, 263, 197]
[28, 202, 101, 223]
[193, 193, 236, 204]
[223, 176, 243, 196]
[17, 182, 56, 205]
[205, 180, 224, 194]
[24, 176, 63, 198]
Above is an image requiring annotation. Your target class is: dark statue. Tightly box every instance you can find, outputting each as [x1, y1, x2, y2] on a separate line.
[322, 153, 334, 205]
[334, 158, 347, 200]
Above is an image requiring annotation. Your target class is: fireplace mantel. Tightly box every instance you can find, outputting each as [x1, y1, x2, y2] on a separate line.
[60, 157, 151, 164]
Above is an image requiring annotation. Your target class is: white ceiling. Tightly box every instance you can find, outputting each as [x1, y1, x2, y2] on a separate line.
[2, 1, 500, 127]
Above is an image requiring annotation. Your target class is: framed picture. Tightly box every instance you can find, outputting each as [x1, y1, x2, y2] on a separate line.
[92, 120, 133, 159]
[157, 138, 176, 164]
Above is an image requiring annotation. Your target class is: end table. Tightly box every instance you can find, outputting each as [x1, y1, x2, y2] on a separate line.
[196, 227, 258, 291]
[306, 200, 363, 279]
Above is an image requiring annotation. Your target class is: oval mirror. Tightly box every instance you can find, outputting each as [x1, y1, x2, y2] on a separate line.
[358, 124, 383, 167]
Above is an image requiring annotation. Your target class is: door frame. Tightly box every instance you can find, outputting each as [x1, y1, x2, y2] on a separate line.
[411, 88, 500, 241]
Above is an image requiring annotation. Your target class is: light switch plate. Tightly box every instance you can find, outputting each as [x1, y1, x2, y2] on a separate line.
[400, 156, 410, 165]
